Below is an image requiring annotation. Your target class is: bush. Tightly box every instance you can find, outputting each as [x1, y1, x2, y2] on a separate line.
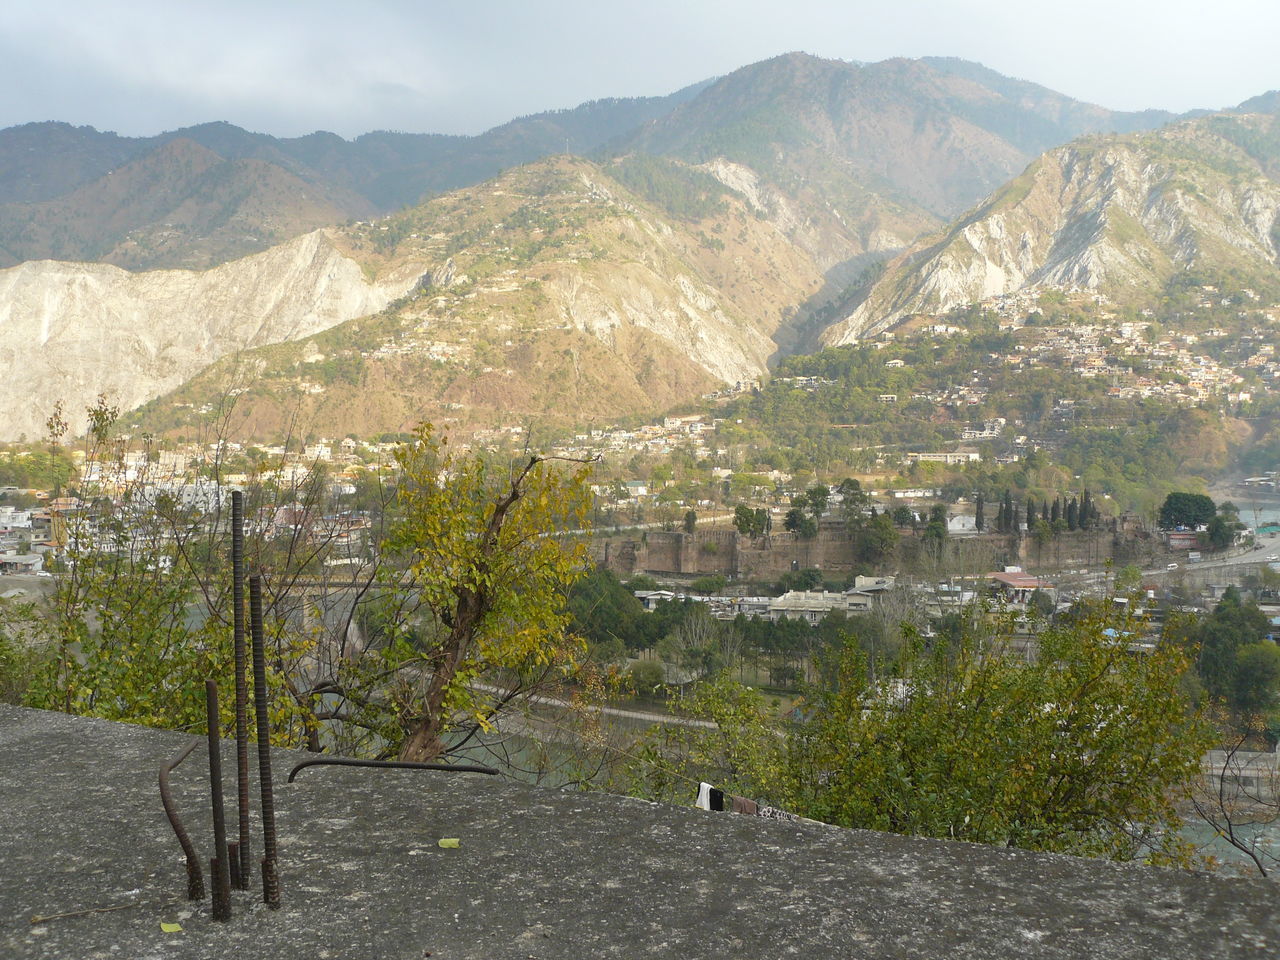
[629, 660, 666, 697]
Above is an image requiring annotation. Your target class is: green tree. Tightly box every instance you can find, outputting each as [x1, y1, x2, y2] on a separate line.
[629, 660, 665, 696]
[784, 508, 817, 538]
[1114, 564, 1143, 594]
[1159, 492, 1215, 529]
[855, 512, 899, 564]
[1234, 643, 1280, 715]
[683, 509, 697, 534]
[691, 575, 727, 596]
[922, 504, 948, 554]
[1185, 586, 1270, 702]
[387, 425, 594, 761]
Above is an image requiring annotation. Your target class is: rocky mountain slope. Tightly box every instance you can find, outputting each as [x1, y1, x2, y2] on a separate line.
[822, 112, 1280, 343]
[127, 155, 827, 442]
[0, 231, 427, 440]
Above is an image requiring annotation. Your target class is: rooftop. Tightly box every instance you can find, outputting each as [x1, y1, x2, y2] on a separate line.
[2, 705, 1279, 959]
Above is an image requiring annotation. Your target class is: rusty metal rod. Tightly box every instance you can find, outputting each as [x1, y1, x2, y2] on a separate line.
[158, 740, 205, 900]
[249, 574, 281, 909]
[231, 489, 251, 890]
[205, 680, 232, 921]
[287, 756, 498, 783]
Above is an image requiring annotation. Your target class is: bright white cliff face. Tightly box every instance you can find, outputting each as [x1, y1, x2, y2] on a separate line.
[0, 230, 423, 440]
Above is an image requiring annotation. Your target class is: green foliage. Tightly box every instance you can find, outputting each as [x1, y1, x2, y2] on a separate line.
[1159, 492, 1216, 529]
[621, 675, 787, 804]
[644, 607, 1209, 865]
[609, 155, 733, 222]
[851, 512, 899, 564]
[790, 612, 1207, 862]
[777, 568, 823, 592]
[783, 508, 817, 538]
[384, 424, 594, 760]
[732, 505, 770, 539]
[0, 598, 44, 705]
[569, 567, 648, 651]
[690, 575, 727, 596]
[1234, 643, 1280, 715]
[1175, 586, 1272, 708]
[0, 448, 74, 490]
[628, 660, 665, 696]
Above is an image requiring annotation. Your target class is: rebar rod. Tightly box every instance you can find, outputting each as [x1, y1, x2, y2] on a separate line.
[287, 756, 499, 782]
[249, 574, 281, 909]
[158, 740, 205, 900]
[205, 680, 232, 922]
[231, 489, 251, 889]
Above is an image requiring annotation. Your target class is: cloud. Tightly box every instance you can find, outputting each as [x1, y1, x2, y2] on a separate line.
[1, 0, 1276, 138]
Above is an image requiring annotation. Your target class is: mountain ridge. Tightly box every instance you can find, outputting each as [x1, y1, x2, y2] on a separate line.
[821, 112, 1280, 343]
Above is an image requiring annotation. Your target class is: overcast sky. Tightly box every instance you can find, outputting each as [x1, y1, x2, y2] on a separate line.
[3, 0, 1278, 139]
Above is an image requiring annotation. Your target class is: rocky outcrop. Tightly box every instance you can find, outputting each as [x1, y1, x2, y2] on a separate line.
[822, 114, 1280, 343]
[0, 230, 424, 439]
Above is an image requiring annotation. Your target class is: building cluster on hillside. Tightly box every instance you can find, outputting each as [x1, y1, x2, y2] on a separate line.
[552, 414, 726, 462]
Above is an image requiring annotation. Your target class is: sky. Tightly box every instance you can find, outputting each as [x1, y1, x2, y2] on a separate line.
[3, 0, 1278, 139]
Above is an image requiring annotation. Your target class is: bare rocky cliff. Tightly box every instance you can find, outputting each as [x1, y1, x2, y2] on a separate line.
[0, 230, 425, 440]
[822, 114, 1280, 343]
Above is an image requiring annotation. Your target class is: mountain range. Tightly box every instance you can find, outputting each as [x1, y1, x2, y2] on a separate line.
[1, 53, 1278, 442]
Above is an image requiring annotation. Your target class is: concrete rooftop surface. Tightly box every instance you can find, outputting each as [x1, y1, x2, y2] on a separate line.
[2, 704, 1279, 959]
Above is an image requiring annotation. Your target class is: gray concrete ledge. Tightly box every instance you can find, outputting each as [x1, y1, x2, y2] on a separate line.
[1, 704, 1277, 959]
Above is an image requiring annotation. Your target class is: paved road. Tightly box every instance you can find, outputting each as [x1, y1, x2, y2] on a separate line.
[1054, 537, 1279, 594]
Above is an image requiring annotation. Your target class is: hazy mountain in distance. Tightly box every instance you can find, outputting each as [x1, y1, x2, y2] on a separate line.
[0, 137, 375, 269]
[0, 80, 712, 270]
[0, 54, 1187, 275]
[612, 53, 1179, 221]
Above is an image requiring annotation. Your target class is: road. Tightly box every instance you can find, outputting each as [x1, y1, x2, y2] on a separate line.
[1054, 537, 1280, 594]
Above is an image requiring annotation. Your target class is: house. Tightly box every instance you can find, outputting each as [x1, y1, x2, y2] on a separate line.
[987, 571, 1055, 605]
[0, 552, 43, 575]
[767, 590, 868, 623]
[906, 451, 981, 465]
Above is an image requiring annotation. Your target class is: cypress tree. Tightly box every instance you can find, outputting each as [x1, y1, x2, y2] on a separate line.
[1067, 498, 1079, 530]
[1051, 498, 1061, 524]
[1025, 497, 1035, 529]
[975, 493, 985, 531]
[1042, 501, 1050, 523]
